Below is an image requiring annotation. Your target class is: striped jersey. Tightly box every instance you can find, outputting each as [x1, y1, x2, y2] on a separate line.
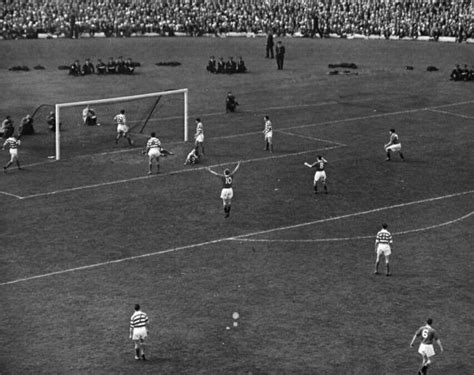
[376, 229, 392, 244]
[264, 120, 272, 135]
[114, 113, 126, 125]
[415, 324, 439, 345]
[130, 310, 149, 328]
[3, 137, 20, 150]
[147, 137, 161, 149]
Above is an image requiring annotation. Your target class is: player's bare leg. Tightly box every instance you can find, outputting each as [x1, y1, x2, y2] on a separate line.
[385, 149, 391, 161]
[374, 255, 380, 274]
[399, 151, 405, 161]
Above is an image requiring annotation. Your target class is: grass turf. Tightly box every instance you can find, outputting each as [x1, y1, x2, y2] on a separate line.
[0, 36, 473, 374]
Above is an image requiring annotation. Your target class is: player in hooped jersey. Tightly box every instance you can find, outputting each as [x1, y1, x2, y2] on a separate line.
[304, 155, 328, 194]
[2, 136, 22, 172]
[410, 318, 443, 375]
[207, 161, 240, 218]
[144, 132, 162, 174]
[129, 304, 149, 360]
[374, 223, 392, 276]
[263, 115, 273, 152]
[114, 109, 134, 146]
[384, 128, 404, 161]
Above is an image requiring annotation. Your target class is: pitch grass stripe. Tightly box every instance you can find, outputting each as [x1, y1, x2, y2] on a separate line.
[232, 211, 474, 243]
[228, 190, 474, 241]
[16, 145, 344, 200]
[1, 190, 472, 287]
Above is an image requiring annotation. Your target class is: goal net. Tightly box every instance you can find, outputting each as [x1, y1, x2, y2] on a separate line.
[33, 89, 188, 161]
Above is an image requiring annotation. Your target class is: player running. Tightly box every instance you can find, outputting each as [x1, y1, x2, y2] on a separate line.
[114, 109, 134, 146]
[304, 155, 328, 194]
[207, 162, 241, 218]
[2, 135, 22, 172]
[410, 318, 443, 375]
[384, 128, 404, 161]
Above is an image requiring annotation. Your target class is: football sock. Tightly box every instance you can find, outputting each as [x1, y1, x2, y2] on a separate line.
[386, 264, 390, 275]
[135, 348, 140, 357]
[400, 152, 405, 160]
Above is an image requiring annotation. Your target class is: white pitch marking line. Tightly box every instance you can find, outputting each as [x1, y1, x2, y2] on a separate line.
[0, 190, 472, 287]
[276, 129, 347, 147]
[427, 108, 474, 120]
[227, 190, 474, 241]
[16, 145, 344, 200]
[233, 211, 474, 243]
[0, 190, 23, 199]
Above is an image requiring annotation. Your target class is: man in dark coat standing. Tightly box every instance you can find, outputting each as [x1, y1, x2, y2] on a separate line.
[266, 31, 274, 58]
[275, 41, 285, 70]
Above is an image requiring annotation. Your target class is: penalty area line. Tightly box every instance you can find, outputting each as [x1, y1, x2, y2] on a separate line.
[233, 211, 474, 243]
[0, 190, 472, 287]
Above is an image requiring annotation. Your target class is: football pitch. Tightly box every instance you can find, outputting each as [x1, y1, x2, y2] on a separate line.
[0, 37, 473, 374]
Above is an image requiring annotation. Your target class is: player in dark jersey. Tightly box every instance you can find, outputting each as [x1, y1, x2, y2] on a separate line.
[207, 162, 241, 218]
[410, 318, 443, 375]
[304, 155, 328, 194]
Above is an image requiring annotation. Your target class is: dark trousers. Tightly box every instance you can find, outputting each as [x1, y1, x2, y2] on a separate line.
[266, 45, 274, 58]
[276, 55, 284, 70]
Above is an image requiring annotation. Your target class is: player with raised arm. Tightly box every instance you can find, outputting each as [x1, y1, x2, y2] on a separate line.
[207, 162, 241, 218]
[304, 155, 328, 194]
[3, 135, 22, 172]
[114, 109, 133, 146]
[384, 128, 404, 161]
[410, 318, 443, 375]
[263, 115, 273, 152]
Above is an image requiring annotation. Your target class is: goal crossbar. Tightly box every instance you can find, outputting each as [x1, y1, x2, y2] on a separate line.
[54, 88, 188, 160]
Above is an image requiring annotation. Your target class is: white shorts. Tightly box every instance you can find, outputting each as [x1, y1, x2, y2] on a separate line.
[314, 171, 326, 183]
[117, 124, 129, 134]
[418, 343, 435, 358]
[195, 134, 204, 143]
[376, 243, 391, 257]
[386, 143, 401, 152]
[265, 132, 273, 141]
[132, 327, 147, 341]
[148, 148, 161, 160]
[220, 188, 233, 200]
[9, 149, 18, 161]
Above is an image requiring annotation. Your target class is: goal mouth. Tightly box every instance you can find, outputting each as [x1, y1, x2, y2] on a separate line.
[30, 89, 188, 161]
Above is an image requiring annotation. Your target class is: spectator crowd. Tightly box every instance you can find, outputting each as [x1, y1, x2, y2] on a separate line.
[0, 0, 472, 42]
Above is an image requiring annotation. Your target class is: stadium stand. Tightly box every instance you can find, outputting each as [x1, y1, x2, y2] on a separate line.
[0, 0, 472, 43]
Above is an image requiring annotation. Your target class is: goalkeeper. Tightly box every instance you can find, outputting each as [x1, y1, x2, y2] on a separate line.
[82, 105, 100, 126]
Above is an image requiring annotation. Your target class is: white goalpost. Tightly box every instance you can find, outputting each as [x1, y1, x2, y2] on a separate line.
[54, 88, 188, 160]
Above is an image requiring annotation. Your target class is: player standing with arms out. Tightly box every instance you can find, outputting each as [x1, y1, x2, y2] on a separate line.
[2, 135, 22, 172]
[207, 162, 241, 218]
[144, 132, 162, 175]
[374, 223, 392, 276]
[263, 115, 273, 152]
[194, 118, 205, 156]
[130, 304, 149, 361]
[410, 318, 444, 375]
[385, 128, 404, 161]
[304, 155, 328, 194]
[114, 109, 133, 146]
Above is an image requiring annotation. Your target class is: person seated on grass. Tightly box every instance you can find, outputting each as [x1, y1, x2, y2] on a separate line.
[82, 58, 95, 75]
[236, 56, 247, 73]
[96, 59, 107, 74]
[225, 56, 237, 74]
[82, 105, 100, 126]
[450, 64, 462, 81]
[216, 57, 225, 74]
[225, 91, 239, 113]
[206, 56, 216, 73]
[124, 58, 135, 74]
[18, 114, 35, 136]
[69, 60, 82, 76]
[107, 57, 116, 74]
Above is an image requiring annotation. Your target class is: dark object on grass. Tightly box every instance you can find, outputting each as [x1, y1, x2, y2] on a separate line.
[34, 65, 45, 70]
[131, 62, 141, 67]
[9, 65, 30, 71]
[405, 66, 414, 70]
[328, 70, 339, 75]
[427, 66, 439, 71]
[328, 62, 358, 69]
[58, 65, 70, 70]
[155, 61, 181, 67]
